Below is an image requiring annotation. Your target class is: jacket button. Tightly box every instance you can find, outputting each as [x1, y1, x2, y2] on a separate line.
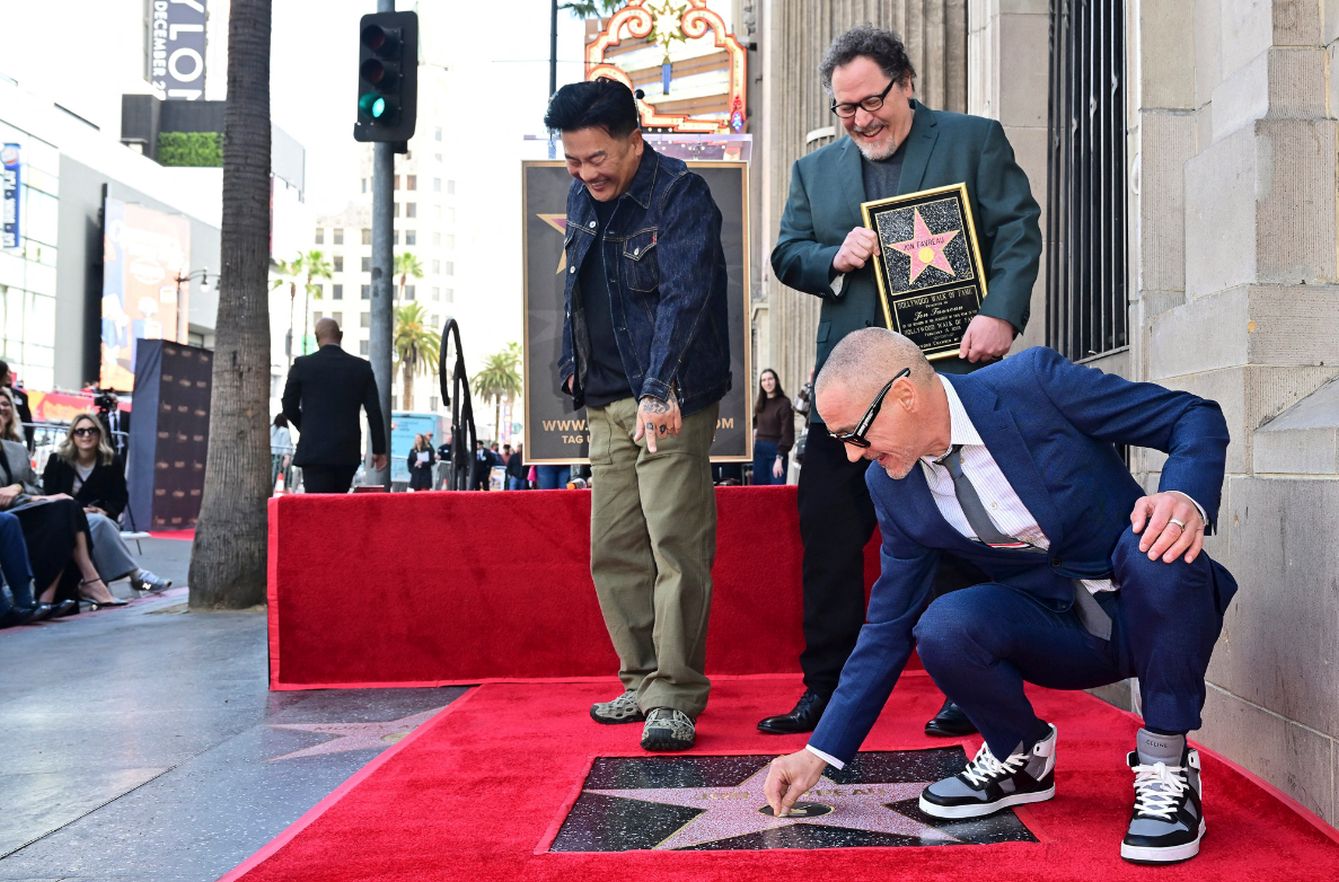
[569, 266, 576, 273]
[633, 247, 641, 256]
[587, 220, 596, 228]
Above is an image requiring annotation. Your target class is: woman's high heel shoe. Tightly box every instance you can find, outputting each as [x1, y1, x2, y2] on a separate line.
[79, 578, 128, 607]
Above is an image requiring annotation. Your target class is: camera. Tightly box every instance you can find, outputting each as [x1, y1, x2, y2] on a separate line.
[93, 389, 117, 412]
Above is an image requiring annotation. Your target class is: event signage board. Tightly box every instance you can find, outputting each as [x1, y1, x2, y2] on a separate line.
[149, 0, 208, 100]
[2, 143, 19, 249]
[861, 182, 989, 361]
[521, 160, 751, 464]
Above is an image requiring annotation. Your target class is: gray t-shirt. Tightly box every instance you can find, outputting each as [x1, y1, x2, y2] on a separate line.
[860, 143, 907, 202]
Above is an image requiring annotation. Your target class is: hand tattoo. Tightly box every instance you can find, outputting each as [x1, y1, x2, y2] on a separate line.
[640, 397, 671, 414]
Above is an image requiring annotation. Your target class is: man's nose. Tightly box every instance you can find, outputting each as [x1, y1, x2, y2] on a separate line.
[852, 106, 876, 128]
[845, 444, 864, 464]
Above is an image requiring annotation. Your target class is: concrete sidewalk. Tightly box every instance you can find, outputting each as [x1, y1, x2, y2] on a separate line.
[0, 535, 462, 882]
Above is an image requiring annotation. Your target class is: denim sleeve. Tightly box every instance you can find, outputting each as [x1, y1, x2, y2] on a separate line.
[640, 173, 724, 402]
[557, 191, 578, 388]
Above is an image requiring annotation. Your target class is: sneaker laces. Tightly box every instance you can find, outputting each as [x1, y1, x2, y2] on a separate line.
[961, 742, 1028, 787]
[1131, 761, 1188, 820]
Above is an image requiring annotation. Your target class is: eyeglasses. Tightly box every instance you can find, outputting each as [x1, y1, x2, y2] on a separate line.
[828, 367, 911, 449]
[831, 78, 897, 118]
[73, 427, 101, 438]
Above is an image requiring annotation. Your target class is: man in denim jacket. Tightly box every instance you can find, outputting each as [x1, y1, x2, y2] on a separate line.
[545, 78, 731, 751]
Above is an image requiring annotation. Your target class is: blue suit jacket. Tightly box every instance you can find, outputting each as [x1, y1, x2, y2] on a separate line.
[809, 347, 1238, 764]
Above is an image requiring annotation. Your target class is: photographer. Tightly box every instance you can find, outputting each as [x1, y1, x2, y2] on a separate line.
[95, 390, 130, 463]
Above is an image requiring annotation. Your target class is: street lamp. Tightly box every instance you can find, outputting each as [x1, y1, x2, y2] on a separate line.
[174, 268, 212, 343]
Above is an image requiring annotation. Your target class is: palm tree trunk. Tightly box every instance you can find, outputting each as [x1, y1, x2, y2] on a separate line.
[494, 400, 502, 442]
[189, 0, 272, 609]
[287, 285, 296, 366]
[403, 362, 414, 410]
[302, 286, 311, 355]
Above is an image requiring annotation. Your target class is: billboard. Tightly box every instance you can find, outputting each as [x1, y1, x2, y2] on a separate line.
[2, 143, 19, 249]
[100, 196, 191, 391]
[521, 160, 751, 464]
[148, 0, 208, 100]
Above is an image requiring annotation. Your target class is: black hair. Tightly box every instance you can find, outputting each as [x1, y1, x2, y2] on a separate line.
[819, 24, 917, 93]
[543, 77, 640, 138]
[273, 413, 288, 428]
[754, 369, 788, 415]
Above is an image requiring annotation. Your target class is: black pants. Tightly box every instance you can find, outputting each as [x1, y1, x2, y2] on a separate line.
[302, 464, 358, 494]
[797, 422, 986, 696]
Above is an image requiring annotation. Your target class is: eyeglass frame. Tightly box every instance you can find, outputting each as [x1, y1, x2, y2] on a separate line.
[828, 367, 912, 449]
[830, 77, 898, 119]
[73, 426, 102, 438]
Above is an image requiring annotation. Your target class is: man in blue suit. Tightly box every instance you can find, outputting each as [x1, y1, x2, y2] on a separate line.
[760, 25, 1041, 739]
[764, 329, 1237, 865]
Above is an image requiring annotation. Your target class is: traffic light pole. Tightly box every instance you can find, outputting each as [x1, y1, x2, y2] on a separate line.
[368, 0, 395, 490]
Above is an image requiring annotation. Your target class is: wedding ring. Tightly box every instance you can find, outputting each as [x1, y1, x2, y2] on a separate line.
[1169, 517, 1186, 529]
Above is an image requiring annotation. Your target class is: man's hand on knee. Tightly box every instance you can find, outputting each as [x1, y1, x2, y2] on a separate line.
[1130, 492, 1205, 564]
[764, 750, 827, 817]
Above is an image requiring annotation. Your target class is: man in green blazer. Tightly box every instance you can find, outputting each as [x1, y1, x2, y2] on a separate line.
[759, 24, 1042, 738]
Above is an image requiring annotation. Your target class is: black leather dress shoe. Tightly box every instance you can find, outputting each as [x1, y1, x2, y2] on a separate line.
[757, 689, 830, 734]
[924, 697, 978, 736]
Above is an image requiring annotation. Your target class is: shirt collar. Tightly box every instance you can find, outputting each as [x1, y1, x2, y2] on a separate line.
[924, 374, 982, 463]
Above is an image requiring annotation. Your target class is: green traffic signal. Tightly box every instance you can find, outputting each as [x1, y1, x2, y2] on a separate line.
[354, 11, 417, 144]
[359, 92, 388, 120]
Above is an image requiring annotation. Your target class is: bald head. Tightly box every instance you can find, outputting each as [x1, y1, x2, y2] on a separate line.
[815, 328, 934, 406]
[314, 318, 342, 345]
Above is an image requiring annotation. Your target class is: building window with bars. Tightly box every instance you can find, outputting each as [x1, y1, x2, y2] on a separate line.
[1046, 0, 1128, 361]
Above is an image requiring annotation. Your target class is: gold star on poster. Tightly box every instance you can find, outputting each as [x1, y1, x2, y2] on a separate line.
[888, 207, 961, 285]
[538, 213, 568, 274]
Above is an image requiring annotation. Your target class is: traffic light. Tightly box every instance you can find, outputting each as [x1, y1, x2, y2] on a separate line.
[354, 11, 418, 146]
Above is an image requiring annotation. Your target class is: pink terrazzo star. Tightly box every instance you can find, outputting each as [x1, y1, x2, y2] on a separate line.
[887, 206, 961, 285]
[266, 707, 444, 762]
[586, 763, 959, 849]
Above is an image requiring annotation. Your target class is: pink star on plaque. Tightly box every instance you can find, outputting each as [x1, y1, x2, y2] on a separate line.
[585, 764, 959, 850]
[266, 707, 444, 762]
[888, 207, 961, 285]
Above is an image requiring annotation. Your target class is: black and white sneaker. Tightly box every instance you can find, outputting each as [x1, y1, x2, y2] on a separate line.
[919, 723, 1057, 819]
[1121, 729, 1205, 863]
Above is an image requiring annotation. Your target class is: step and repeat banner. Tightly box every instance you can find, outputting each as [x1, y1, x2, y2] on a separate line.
[521, 160, 751, 464]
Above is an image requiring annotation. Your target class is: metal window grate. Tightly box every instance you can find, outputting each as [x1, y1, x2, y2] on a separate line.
[1046, 0, 1128, 360]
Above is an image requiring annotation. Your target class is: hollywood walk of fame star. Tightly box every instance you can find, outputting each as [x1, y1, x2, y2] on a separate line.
[888, 206, 961, 286]
[585, 762, 958, 850]
[266, 707, 444, 762]
[538, 213, 569, 275]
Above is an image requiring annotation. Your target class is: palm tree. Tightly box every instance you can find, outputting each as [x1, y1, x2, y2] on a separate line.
[394, 251, 424, 303]
[472, 342, 523, 442]
[269, 256, 299, 365]
[189, 0, 272, 610]
[297, 249, 333, 355]
[393, 302, 440, 410]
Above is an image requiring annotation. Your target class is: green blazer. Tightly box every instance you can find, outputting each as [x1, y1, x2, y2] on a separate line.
[771, 100, 1042, 407]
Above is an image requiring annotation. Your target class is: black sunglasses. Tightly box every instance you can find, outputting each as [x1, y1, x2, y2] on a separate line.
[73, 426, 101, 438]
[828, 367, 911, 449]
[831, 78, 897, 118]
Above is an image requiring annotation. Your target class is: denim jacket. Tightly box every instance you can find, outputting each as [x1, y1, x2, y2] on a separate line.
[558, 144, 731, 416]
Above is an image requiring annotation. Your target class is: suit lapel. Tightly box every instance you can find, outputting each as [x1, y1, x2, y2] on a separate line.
[836, 138, 867, 229]
[897, 100, 939, 194]
[945, 373, 1065, 550]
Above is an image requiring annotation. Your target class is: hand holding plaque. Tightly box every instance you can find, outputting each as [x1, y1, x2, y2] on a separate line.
[860, 183, 989, 361]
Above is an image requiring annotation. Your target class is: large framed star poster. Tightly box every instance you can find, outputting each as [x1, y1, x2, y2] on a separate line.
[521, 159, 751, 464]
[861, 183, 989, 361]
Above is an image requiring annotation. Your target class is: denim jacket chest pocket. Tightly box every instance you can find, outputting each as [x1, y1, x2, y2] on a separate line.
[621, 229, 659, 293]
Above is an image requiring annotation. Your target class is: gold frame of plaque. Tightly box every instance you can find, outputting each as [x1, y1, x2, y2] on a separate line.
[861, 182, 989, 361]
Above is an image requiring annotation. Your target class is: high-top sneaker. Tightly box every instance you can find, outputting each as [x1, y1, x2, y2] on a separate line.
[919, 723, 1057, 819]
[1121, 729, 1204, 863]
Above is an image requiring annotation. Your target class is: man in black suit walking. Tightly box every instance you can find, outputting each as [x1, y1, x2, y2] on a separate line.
[281, 318, 387, 494]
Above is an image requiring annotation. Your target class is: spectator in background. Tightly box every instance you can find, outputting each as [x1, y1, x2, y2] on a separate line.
[407, 433, 436, 491]
[95, 390, 130, 463]
[281, 318, 388, 493]
[752, 369, 794, 485]
[270, 414, 294, 488]
[535, 464, 570, 490]
[0, 360, 33, 452]
[470, 440, 494, 491]
[506, 443, 528, 490]
[41, 413, 171, 593]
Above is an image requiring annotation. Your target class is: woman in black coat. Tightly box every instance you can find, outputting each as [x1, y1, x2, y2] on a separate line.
[407, 433, 436, 491]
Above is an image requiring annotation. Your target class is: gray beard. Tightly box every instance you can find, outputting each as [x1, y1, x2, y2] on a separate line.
[855, 137, 898, 162]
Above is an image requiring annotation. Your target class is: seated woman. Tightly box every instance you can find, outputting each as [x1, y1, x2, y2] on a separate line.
[0, 510, 69, 626]
[0, 388, 124, 611]
[42, 412, 171, 593]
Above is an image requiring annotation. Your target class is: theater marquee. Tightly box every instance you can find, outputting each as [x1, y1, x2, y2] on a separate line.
[521, 160, 751, 464]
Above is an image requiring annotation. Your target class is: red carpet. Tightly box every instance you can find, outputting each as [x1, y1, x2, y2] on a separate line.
[267, 487, 882, 688]
[149, 529, 195, 541]
[222, 675, 1339, 881]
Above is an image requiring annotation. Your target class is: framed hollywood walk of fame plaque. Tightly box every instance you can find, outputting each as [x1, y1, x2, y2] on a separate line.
[861, 183, 989, 361]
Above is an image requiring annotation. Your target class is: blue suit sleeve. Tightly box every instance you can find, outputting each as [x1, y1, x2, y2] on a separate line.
[809, 465, 941, 765]
[1024, 347, 1230, 530]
